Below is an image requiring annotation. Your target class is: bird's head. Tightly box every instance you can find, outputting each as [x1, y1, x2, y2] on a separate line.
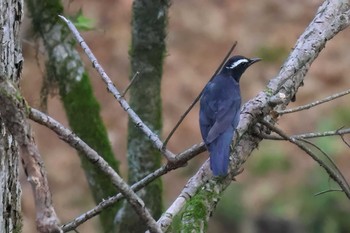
[221, 55, 261, 82]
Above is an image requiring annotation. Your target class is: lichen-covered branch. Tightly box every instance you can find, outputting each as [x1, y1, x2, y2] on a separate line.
[158, 0, 350, 231]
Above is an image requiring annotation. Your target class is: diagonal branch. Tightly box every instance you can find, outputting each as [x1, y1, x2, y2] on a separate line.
[29, 102, 206, 231]
[157, 1, 350, 231]
[58, 15, 176, 163]
[29, 105, 205, 231]
[121, 71, 140, 97]
[29, 108, 162, 233]
[278, 88, 350, 114]
[0, 81, 62, 233]
[61, 143, 205, 232]
[261, 120, 350, 199]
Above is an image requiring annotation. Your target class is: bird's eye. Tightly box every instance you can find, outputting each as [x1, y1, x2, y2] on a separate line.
[226, 59, 248, 69]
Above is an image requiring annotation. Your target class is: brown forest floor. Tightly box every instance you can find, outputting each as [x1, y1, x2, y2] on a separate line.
[20, 0, 350, 232]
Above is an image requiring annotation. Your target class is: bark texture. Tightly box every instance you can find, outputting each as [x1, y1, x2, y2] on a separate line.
[0, 0, 24, 232]
[115, 1, 169, 232]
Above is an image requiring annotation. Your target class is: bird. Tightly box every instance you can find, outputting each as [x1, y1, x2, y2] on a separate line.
[199, 55, 261, 176]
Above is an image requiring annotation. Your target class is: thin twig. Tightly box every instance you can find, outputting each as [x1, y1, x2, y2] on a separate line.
[338, 127, 350, 148]
[121, 71, 140, 97]
[29, 108, 162, 233]
[299, 138, 350, 191]
[261, 120, 350, 199]
[58, 15, 176, 163]
[262, 127, 350, 140]
[279, 89, 350, 114]
[162, 41, 237, 149]
[314, 189, 343, 196]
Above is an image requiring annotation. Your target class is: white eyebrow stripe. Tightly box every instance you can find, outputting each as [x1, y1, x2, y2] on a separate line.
[226, 59, 249, 69]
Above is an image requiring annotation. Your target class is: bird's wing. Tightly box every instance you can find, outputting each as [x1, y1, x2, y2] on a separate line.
[206, 95, 241, 144]
[199, 84, 216, 143]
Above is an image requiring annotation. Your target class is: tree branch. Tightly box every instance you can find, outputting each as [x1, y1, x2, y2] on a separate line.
[29, 108, 162, 233]
[61, 143, 205, 232]
[0, 81, 62, 233]
[58, 15, 176, 163]
[261, 120, 350, 199]
[29, 103, 206, 231]
[157, 1, 350, 231]
[278, 88, 350, 114]
[262, 127, 350, 140]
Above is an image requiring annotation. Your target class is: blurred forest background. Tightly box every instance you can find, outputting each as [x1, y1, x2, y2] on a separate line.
[20, 0, 350, 232]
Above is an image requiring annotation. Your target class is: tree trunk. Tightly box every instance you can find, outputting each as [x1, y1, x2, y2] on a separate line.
[26, 1, 120, 231]
[115, 1, 169, 232]
[0, 0, 24, 232]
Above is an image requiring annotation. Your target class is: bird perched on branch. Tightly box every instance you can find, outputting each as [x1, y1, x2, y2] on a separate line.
[199, 55, 260, 176]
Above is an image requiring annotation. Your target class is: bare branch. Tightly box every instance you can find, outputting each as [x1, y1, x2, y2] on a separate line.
[29, 108, 162, 233]
[121, 71, 140, 97]
[299, 137, 350, 190]
[58, 15, 176, 163]
[61, 143, 205, 232]
[314, 189, 343, 196]
[261, 120, 350, 199]
[338, 127, 350, 148]
[162, 42, 237, 148]
[262, 127, 350, 140]
[279, 89, 350, 114]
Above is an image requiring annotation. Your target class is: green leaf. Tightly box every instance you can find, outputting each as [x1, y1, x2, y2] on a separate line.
[70, 9, 95, 31]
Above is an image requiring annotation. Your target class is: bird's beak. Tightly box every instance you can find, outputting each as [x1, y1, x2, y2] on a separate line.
[249, 58, 261, 65]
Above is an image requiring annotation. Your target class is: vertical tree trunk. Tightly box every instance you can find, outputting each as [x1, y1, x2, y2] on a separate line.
[26, 1, 120, 231]
[115, 1, 169, 232]
[0, 0, 24, 232]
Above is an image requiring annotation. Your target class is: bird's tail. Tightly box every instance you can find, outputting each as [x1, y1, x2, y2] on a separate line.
[208, 130, 233, 176]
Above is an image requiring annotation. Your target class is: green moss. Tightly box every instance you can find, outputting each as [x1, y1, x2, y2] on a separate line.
[27, 0, 64, 36]
[182, 192, 209, 232]
[117, 1, 169, 232]
[12, 213, 23, 233]
[264, 88, 274, 96]
[170, 181, 225, 233]
[170, 191, 209, 233]
[60, 72, 120, 232]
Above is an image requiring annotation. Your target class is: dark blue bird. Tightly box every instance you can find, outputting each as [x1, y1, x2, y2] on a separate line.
[199, 55, 260, 176]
